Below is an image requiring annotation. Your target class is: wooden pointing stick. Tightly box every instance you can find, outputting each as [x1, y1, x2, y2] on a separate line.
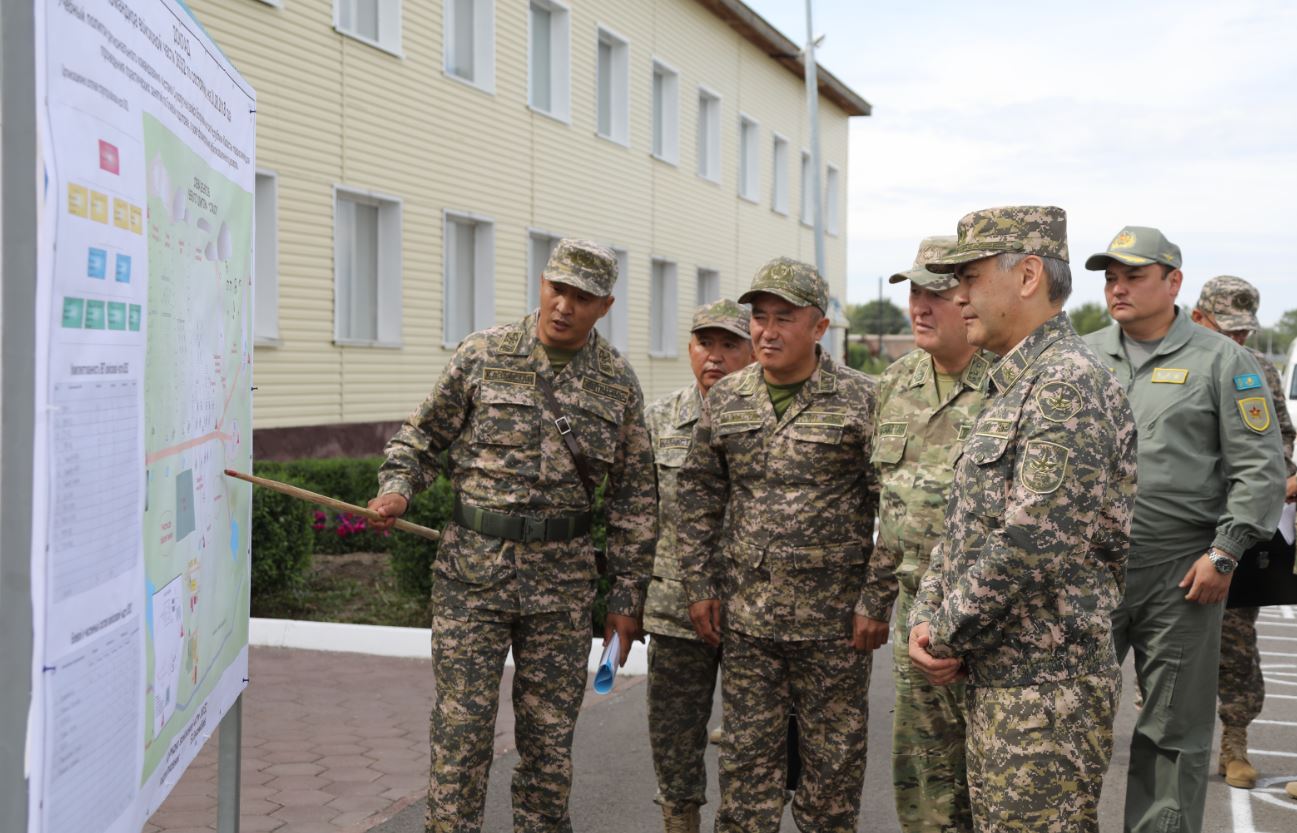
[224, 469, 441, 542]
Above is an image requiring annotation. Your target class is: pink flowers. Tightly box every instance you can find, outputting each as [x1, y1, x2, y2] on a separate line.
[312, 510, 389, 538]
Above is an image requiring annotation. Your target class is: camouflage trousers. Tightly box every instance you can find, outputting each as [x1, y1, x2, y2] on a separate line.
[1218, 606, 1264, 729]
[892, 587, 972, 833]
[966, 669, 1119, 833]
[646, 634, 721, 812]
[716, 629, 871, 833]
[427, 609, 589, 833]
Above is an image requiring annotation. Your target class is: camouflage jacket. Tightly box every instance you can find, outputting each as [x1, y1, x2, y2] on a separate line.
[678, 351, 880, 642]
[870, 348, 993, 613]
[912, 313, 1138, 687]
[1084, 310, 1286, 564]
[378, 313, 656, 621]
[643, 384, 706, 639]
[1249, 346, 1296, 477]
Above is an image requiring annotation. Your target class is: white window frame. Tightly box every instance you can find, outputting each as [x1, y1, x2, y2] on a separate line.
[333, 185, 403, 347]
[771, 133, 789, 215]
[800, 150, 814, 226]
[595, 25, 630, 146]
[334, 0, 403, 57]
[738, 114, 760, 202]
[651, 58, 679, 165]
[696, 86, 721, 183]
[254, 170, 280, 345]
[595, 248, 630, 354]
[528, 0, 571, 122]
[443, 209, 496, 348]
[650, 258, 679, 358]
[526, 229, 562, 312]
[696, 267, 720, 306]
[825, 164, 841, 236]
[443, 0, 495, 93]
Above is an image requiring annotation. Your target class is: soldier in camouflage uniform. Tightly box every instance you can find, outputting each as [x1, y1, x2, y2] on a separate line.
[678, 257, 885, 833]
[874, 236, 993, 833]
[1191, 275, 1297, 789]
[644, 299, 753, 833]
[368, 240, 656, 833]
[1083, 229, 1285, 833]
[908, 206, 1139, 833]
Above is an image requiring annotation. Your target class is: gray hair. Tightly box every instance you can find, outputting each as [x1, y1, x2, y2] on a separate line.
[997, 253, 1072, 304]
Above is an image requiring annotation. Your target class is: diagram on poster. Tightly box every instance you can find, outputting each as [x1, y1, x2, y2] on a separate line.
[140, 112, 253, 779]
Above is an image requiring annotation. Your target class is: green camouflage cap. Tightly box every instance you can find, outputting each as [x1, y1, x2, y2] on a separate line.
[1084, 225, 1182, 271]
[926, 205, 1069, 274]
[738, 256, 829, 311]
[691, 298, 751, 340]
[543, 238, 618, 297]
[1198, 275, 1260, 332]
[888, 235, 959, 290]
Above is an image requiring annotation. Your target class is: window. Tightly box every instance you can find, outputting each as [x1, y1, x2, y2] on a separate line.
[800, 150, 814, 225]
[596, 27, 629, 145]
[443, 211, 496, 346]
[825, 164, 841, 236]
[527, 231, 560, 311]
[771, 134, 789, 215]
[651, 61, 679, 163]
[444, 0, 494, 91]
[529, 1, 570, 120]
[335, 188, 402, 345]
[738, 116, 759, 201]
[650, 259, 678, 357]
[697, 88, 721, 181]
[335, 0, 401, 54]
[696, 268, 719, 306]
[595, 248, 629, 353]
[254, 172, 279, 343]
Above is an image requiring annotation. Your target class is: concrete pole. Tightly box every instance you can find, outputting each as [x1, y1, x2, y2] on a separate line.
[804, 0, 826, 279]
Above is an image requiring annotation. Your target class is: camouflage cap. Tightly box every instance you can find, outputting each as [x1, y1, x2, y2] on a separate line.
[738, 256, 829, 312]
[926, 205, 1069, 274]
[691, 298, 751, 340]
[1198, 275, 1260, 332]
[543, 238, 618, 297]
[1083, 226, 1182, 271]
[888, 235, 959, 291]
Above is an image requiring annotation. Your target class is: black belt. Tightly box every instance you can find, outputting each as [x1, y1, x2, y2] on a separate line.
[452, 496, 592, 544]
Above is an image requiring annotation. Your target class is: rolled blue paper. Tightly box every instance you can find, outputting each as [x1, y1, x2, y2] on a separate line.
[593, 632, 621, 694]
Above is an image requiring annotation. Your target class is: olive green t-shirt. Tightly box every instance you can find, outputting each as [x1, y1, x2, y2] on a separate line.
[543, 344, 580, 374]
[766, 380, 806, 419]
[933, 370, 960, 402]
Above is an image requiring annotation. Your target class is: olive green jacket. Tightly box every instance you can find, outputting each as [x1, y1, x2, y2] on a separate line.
[1084, 308, 1286, 565]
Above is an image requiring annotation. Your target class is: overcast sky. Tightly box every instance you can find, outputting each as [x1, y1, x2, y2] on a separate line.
[744, 0, 1297, 326]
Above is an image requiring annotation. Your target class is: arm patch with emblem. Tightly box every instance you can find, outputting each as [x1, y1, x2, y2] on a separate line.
[1036, 381, 1082, 423]
[1238, 397, 1272, 433]
[1020, 439, 1070, 494]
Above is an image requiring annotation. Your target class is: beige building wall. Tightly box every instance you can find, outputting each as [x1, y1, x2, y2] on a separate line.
[188, 0, 863, 434]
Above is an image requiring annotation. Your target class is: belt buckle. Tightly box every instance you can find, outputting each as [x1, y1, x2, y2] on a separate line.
[522, 516, 548, 543]
[554, 416, 572, 435]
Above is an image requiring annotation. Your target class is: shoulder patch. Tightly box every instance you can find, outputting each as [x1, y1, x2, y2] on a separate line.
[1150, 367, 1188, 384]
[816, 370, 837, 395]
[956, 422, 973, 441]
[1238, 397, 1272, 433]
[1021, 439, 1070, 495]
[879, 421, 908, 438]
[1234, 373, 1263, 392]
[581, 376, 630, 404]
[597, 346, 617, 377]
[483, 367, 536, 387]
[735, 372, 761, 396]
[497, 330, 525, 355]
[1036, 381, 1083, 423]
[963, 354, 990, 388]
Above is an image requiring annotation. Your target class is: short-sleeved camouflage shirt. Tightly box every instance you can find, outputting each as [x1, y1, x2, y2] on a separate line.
[678, 351, 881, 642]
[378, 312, 657, 621]
[912, 313, 1138, 687]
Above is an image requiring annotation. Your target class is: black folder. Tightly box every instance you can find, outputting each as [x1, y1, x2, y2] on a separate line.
[1227, 530, 1297, 608]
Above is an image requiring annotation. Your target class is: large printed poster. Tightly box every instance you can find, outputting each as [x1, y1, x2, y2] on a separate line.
[32, 1, 255, 831]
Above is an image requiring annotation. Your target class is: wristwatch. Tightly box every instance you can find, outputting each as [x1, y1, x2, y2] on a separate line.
[1208, 548, 1238, 575]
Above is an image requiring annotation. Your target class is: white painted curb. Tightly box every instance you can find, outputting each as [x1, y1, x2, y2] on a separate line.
[249, 617, 649, 676]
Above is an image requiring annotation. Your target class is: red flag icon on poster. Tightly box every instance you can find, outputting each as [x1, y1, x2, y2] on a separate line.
[98, 139, 119, 174]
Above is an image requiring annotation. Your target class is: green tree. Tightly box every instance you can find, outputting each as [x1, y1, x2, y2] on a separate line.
[846, 299, 909, 335]
[1068, 302, 1112, 336]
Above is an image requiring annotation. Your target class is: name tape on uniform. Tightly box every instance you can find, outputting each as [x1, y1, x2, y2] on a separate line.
[1150, 367, 1189, 384]
[483, 367, 537, 387]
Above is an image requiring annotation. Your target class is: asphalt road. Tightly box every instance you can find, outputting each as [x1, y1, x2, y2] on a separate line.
[372, 604, 1297, 832]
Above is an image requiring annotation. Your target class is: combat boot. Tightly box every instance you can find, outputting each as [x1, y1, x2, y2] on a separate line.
[1219, 726, 1258, 789]
[661, 804, 700, 833]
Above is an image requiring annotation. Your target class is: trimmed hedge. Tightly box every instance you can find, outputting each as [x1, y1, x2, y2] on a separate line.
[249, 472, 315, 595]
[253, 457, 394, 555]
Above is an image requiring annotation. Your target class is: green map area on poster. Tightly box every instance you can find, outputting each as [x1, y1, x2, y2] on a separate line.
[140, 113, 253, 781]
